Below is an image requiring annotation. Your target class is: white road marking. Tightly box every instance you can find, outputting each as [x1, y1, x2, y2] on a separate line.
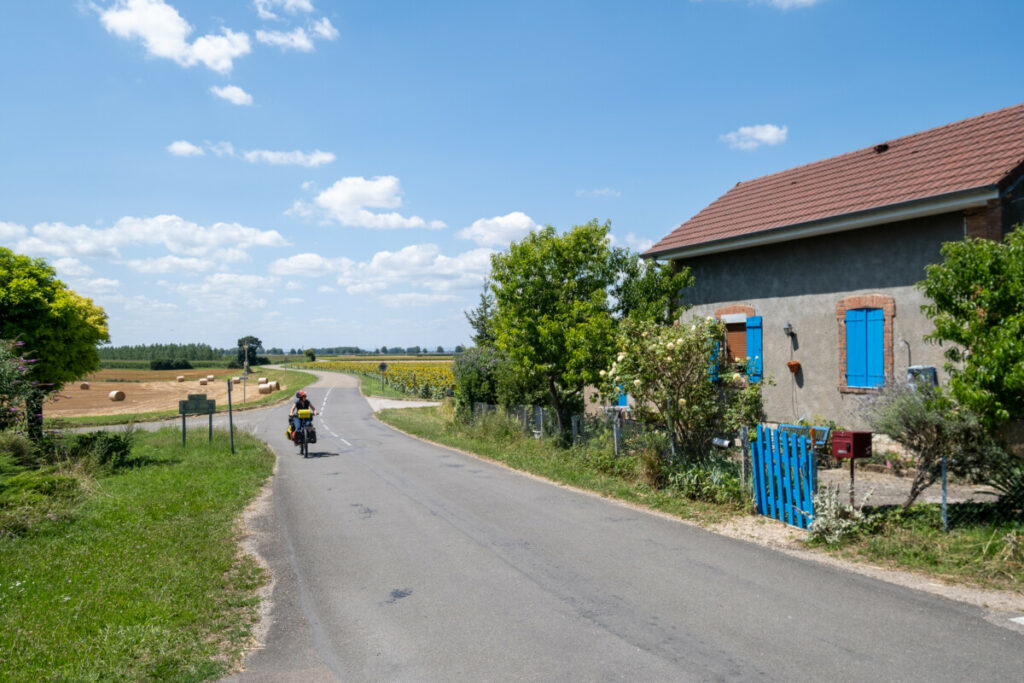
[1011, 616, 1024, 625]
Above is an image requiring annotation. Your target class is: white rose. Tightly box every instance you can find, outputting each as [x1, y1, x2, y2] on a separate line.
[666, 342, 674, 350]
[678, 398, 686, 406]
[599, 370, 606, 377]
[617, 352, 626, 362]
[633, 379, 642, 387]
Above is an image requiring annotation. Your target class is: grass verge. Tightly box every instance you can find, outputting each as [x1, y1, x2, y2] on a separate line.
[43, 369, 317, 428]
[0, 428, 274, 680]
[812, 505, 1024, 592]
[377, 405, 745, 525]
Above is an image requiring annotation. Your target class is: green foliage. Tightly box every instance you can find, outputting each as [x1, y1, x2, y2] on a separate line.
[602, 315, 766, 464]
[0, 431, 34, 469]
[67, 430, 136, 472]
[808, 485, 869, 545]
[918, 227, 1024, 427]
[236, 335, 263, 367]
[615, 257, 693, 325]
[0, 339, 36, 431]
[0, 248, 109, 395]
[490, 221, 625, 437]
[870, 386, 1007, 509]
[304, 348, 316, 362]
[666, 454, 746, 506]
[465, 283, 497, 347]
[624, 431, 671, 488]
[149, 358, 194, 370]
[98, 343, 228, 361]
[453, 346, 504, 420]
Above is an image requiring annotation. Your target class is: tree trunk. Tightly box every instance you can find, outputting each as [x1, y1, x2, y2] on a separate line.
[26, 391, 43, 441]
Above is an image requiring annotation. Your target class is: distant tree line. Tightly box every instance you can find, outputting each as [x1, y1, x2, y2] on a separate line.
[284, 346, 458, 355]
[97, 343, 229, 361]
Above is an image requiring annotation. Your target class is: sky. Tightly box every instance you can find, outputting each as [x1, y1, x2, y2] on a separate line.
[1, 0, 1022, 352]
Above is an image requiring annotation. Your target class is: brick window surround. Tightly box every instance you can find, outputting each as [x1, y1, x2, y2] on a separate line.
[836, 294, 895, 394]
[714, 305, 756, 318]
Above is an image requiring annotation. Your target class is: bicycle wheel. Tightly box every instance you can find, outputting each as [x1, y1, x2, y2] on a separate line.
[301, 430, 309, 457]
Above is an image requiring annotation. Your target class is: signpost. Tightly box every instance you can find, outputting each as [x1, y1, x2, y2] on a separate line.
[226, 379, 235, 454]
[179, 393, 216, 447]
[378, 362, 388, 391]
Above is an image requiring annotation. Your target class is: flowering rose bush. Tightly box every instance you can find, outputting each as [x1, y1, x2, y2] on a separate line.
[600, 316, 766, 464]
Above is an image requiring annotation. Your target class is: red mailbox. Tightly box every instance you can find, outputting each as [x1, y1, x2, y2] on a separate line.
[832, 430, 872, 460]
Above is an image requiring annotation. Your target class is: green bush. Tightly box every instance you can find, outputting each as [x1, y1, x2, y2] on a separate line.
[453, 346, 504, 421]
[68, 430, 136, 472]
[149, 358, 193, 370]
[666, 454, 746, 505]
[807, 485, 869, 545]
[0, 430, 35, 468]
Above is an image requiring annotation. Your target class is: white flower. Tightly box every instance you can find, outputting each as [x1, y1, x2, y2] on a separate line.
[690, 325, 696, 332]
[732, 372, 742, 382]
[633, 379, 642, 387]
[599, 369, 606, 377]
[676, 338, 684, 345]
[707, 316, 714, 322]
[617, 352, 626, 362]
[666, 342, 675, 351]
[677, 398, 686, 406]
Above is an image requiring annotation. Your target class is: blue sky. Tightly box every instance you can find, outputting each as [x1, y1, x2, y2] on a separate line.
[1, 0, 1022, 351]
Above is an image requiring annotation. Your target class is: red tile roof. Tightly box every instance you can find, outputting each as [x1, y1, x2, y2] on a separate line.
[646, 102, 1024, 257]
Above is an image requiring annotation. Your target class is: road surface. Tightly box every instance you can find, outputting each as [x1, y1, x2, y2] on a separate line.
[222, 371, 1023, 681]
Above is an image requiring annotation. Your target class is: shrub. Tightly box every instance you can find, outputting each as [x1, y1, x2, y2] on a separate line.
[0, 430, 36, 468]
[149, 359, 193, 370]
[870, 385, 1008, 509]
[67, 430, 136, 472]
[624, 431, 670, 488]
[666, 453, 746, 505]
[808, 485, 868, 545]
[453, 346, 504, 421]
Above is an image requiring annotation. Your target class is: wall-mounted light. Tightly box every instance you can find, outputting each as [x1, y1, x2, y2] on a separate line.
[783, 322, 794, 336]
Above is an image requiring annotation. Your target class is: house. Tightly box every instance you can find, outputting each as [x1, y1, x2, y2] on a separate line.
[645, 102, 1024, 429]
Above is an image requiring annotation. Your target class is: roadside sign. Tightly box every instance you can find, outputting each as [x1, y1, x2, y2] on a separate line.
[179, 393, 216, 446]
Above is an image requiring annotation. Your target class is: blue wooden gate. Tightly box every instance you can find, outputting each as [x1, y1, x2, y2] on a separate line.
[752, 425, 816, 528]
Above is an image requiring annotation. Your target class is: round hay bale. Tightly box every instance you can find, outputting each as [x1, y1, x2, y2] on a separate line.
[177, 375, 185, 382]
[232, 377, 241, 384]
[207, 374, 215, 381]
[79, 382, 90, 390]
[258, 383, 272, 395]
[199, 378, 208, 386]
[269, 380, 280, 391]
[257, 377, 268, 384]
[108, 390, 125, 402]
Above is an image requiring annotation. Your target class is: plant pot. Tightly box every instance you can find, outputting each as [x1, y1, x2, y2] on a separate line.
[786, 360, 801, 373]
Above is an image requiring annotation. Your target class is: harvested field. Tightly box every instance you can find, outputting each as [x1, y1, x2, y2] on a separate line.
[45, 369, 282, 417]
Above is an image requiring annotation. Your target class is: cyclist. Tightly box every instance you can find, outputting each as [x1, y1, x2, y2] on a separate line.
[289, 390, 318, 441]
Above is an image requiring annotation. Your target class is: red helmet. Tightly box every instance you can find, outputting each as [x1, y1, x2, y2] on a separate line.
[298, 390, 307, 398]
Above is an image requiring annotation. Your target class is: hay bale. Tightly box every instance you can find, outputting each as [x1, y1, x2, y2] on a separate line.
[232, 377, 241, 384]
[177, 375, 185, 382]
[269, 380, 280, 391]
[257, 377, 268, 384]
[199, 378, 208, 386]
[258, 383, 272, 394]
[207, 374, 215, 380]
[108, 390, 125, 402]
[79, 382, 90, 390]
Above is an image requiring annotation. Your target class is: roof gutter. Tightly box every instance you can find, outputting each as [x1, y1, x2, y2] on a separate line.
[645, 186, 999, 261]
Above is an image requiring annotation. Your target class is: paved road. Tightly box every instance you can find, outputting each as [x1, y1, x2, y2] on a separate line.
[224, 371, 1024, 681]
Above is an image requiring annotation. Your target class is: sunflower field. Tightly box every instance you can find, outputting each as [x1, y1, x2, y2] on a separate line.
[298, 360, 455, 399]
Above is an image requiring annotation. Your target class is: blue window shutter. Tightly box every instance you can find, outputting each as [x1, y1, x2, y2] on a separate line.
[746, 316, 763, 383]
[617, 385, 628, 407]
[709, 340, 720, 381]
[845, 309, 867, 387]
[866, 308, 885, 387]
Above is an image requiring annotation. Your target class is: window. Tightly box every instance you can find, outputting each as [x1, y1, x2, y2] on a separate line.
[845, 308, 884, 388]
[836, 294, 894, 392]
[713, 306, 762, 383]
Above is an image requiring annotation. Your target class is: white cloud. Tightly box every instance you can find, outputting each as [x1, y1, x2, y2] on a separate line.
[0, 221, 27, 241]
[720, 123, 788, 150]
[379, 292, 457, 308]
[316, 286, 336, 293]
[83, 278, 122, 295]
[763, 0, 824, 8]
[456, 212, 539, 247]
[121, 295, 178, 313]
[209, 141, 235, 157]
[53, 257, 94, 277]
[622, 233, 654, 252]
[124, 255, 215, 273]
[253, 0, 314, 20]
[575, 187, 621, 198]
[336, 243, 492, 295]
[167, 140, 204, 156]
[210, 85, 253, 106]
[11, 215, 288, 262]
[312, 176, 445, 229]
[285, 280, 303, 290]
[244, 149, 335, 167]
[256, 27, 314, 51]
[311, 17, 338, 40]
[269, 252, 348, 276]
[99, 0, 251, 74]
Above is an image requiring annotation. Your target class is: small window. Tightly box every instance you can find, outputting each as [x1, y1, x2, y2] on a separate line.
[725, 323, 747, 363]
[845, 308, 884, 388]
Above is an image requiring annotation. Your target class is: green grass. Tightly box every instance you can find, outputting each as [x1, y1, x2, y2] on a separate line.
[0, 428, 274, 680]
[815, 505, 1024, 591]
[353, 373, 421, 400]
[377, 405, 745, 525]
[43, 369, 317, 428]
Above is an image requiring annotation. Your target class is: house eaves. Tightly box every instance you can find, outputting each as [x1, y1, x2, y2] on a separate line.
[644, 185, 998, 261]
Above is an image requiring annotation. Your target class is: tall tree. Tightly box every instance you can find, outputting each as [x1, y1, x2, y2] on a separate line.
[465, 282, 497, 347]
[0, 248, 109, 435]
[918, 228, 1024, 429]
[489, 220, 625, 438]
[615, 257, 693, 325]
[236, 335, 263, 368]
